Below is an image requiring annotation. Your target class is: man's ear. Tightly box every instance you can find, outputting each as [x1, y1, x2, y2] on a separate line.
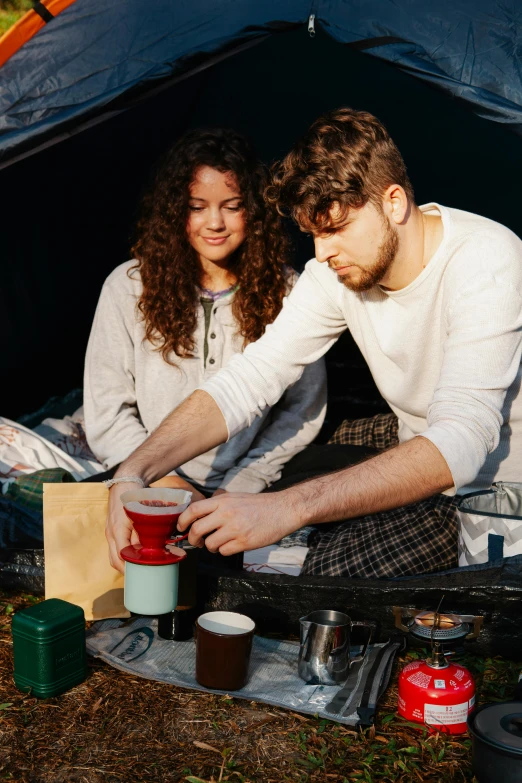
[383, 184, 409, 225]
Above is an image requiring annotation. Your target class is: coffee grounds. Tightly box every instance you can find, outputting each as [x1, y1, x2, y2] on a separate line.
[139, 500, 179, 507]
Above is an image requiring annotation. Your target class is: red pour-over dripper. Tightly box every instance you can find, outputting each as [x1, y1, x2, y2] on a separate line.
[120, 488, 192, 566]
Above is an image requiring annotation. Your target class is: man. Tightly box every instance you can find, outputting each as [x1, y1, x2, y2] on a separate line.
[105, 108, 522, 579]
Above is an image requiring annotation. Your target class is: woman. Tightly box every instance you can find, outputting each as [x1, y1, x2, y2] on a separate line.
[84, 128, 326, 502]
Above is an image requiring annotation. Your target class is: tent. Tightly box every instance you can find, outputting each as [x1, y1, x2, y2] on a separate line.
[3, 2, 522, 649]
[1, 1, 522, 425]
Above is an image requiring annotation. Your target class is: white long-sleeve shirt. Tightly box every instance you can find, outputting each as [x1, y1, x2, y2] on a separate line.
[84, 261, 327, 493]
[202, 204, 522, 494]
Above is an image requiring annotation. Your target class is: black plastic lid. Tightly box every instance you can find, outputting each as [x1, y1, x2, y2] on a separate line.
[472, 702, 522, 755]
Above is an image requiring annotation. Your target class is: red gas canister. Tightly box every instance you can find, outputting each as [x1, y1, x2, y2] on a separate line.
[398, 656, 475, 734]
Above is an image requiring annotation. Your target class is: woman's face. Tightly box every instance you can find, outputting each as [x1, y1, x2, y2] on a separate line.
[187, 166, 247, 266]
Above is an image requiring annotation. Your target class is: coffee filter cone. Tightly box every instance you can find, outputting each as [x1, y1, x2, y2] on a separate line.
[121, 487, 192, 516]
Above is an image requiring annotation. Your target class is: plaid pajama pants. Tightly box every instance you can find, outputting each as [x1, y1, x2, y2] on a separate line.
[301, 413, 459, 579]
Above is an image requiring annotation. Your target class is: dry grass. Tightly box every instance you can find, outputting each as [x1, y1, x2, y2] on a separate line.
[1, 589, 521, 782]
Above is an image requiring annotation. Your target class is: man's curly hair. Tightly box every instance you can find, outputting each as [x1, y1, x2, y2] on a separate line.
[131, 128, 292, 363]
[266, 108, 414, 232]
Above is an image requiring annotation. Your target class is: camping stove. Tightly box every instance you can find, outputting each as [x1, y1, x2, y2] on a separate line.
[395, 605, 484, 734]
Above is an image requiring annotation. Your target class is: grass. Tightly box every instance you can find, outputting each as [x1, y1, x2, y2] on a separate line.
[0, 0, 32, 37]
[2, 588, 521, 782]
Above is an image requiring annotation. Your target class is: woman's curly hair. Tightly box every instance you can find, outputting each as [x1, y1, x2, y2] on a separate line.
[130, 128, 292, 363]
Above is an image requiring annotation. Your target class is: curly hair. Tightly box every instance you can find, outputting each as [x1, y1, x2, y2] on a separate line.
[266, 108, 414, 232]
[131, 128, 292, 363]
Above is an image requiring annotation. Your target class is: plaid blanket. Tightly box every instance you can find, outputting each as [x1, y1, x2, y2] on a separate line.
[301, 413, 459, 578]
[5, 467, 76, 512]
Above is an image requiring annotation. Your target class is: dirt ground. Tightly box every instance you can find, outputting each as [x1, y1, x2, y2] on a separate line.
[1, 590, 520, 783]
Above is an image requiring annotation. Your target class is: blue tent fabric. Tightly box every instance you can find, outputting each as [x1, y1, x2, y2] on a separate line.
[0, 0, 522, 163]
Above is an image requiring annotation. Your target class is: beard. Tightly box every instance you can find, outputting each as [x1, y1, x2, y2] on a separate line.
[336, 219, 399, 293]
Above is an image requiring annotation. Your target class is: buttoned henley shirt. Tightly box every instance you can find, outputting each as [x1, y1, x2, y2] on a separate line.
[84, 262, 327, 494]
[201, 204, 522, 495]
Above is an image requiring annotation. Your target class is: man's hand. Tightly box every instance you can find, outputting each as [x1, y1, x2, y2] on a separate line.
[177, 491, 301, 555]
[108, 429, 453, 570]
[176, 437, 454, 559]
[106, 482, 142, 574]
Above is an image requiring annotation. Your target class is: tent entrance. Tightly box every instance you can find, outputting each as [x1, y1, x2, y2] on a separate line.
[2, 26, 521, 420]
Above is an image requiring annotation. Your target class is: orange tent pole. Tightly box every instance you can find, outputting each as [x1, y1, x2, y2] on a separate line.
[0, 0, 77, 70]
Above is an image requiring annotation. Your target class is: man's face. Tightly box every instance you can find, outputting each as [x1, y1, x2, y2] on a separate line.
[312, 201, 399, 292]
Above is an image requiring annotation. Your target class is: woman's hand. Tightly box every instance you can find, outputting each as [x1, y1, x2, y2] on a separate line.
[106, 482, 142, 574]
[106, 475, 207, 572]
[151, 475, 206, 503]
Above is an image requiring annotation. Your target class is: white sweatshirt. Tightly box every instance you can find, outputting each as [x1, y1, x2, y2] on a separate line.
[84, 262, 327, 493]
[202, 204, 522, 494]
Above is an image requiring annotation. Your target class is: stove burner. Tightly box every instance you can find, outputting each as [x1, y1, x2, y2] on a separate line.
[393, 606, 483, 642]
[411, 611, 468, 641]
[412, 622, 470, 641]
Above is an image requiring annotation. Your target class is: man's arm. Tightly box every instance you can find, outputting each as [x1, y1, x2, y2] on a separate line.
[202, 260, 346, 439]
[217, 360, 327, 493]
[422, 234, 522, 490]
[116, 390, 227, 485]
[175, 435, 454, 555]
[106, 261, 346, 571]
[288, 435, 452, 525]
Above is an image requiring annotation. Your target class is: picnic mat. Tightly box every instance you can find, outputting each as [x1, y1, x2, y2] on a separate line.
[86, 617, 402, 726]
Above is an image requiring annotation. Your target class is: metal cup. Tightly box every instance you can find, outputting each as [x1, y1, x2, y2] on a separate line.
[298, 609, 374, 685]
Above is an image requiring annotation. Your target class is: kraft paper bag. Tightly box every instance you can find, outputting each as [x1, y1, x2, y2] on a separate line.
[43, 482, 130, 621]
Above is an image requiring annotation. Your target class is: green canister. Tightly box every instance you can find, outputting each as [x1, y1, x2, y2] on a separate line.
[12, 598, 87, 698]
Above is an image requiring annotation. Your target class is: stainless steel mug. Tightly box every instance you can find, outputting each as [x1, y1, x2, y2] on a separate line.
[298, 609, 374, 685]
